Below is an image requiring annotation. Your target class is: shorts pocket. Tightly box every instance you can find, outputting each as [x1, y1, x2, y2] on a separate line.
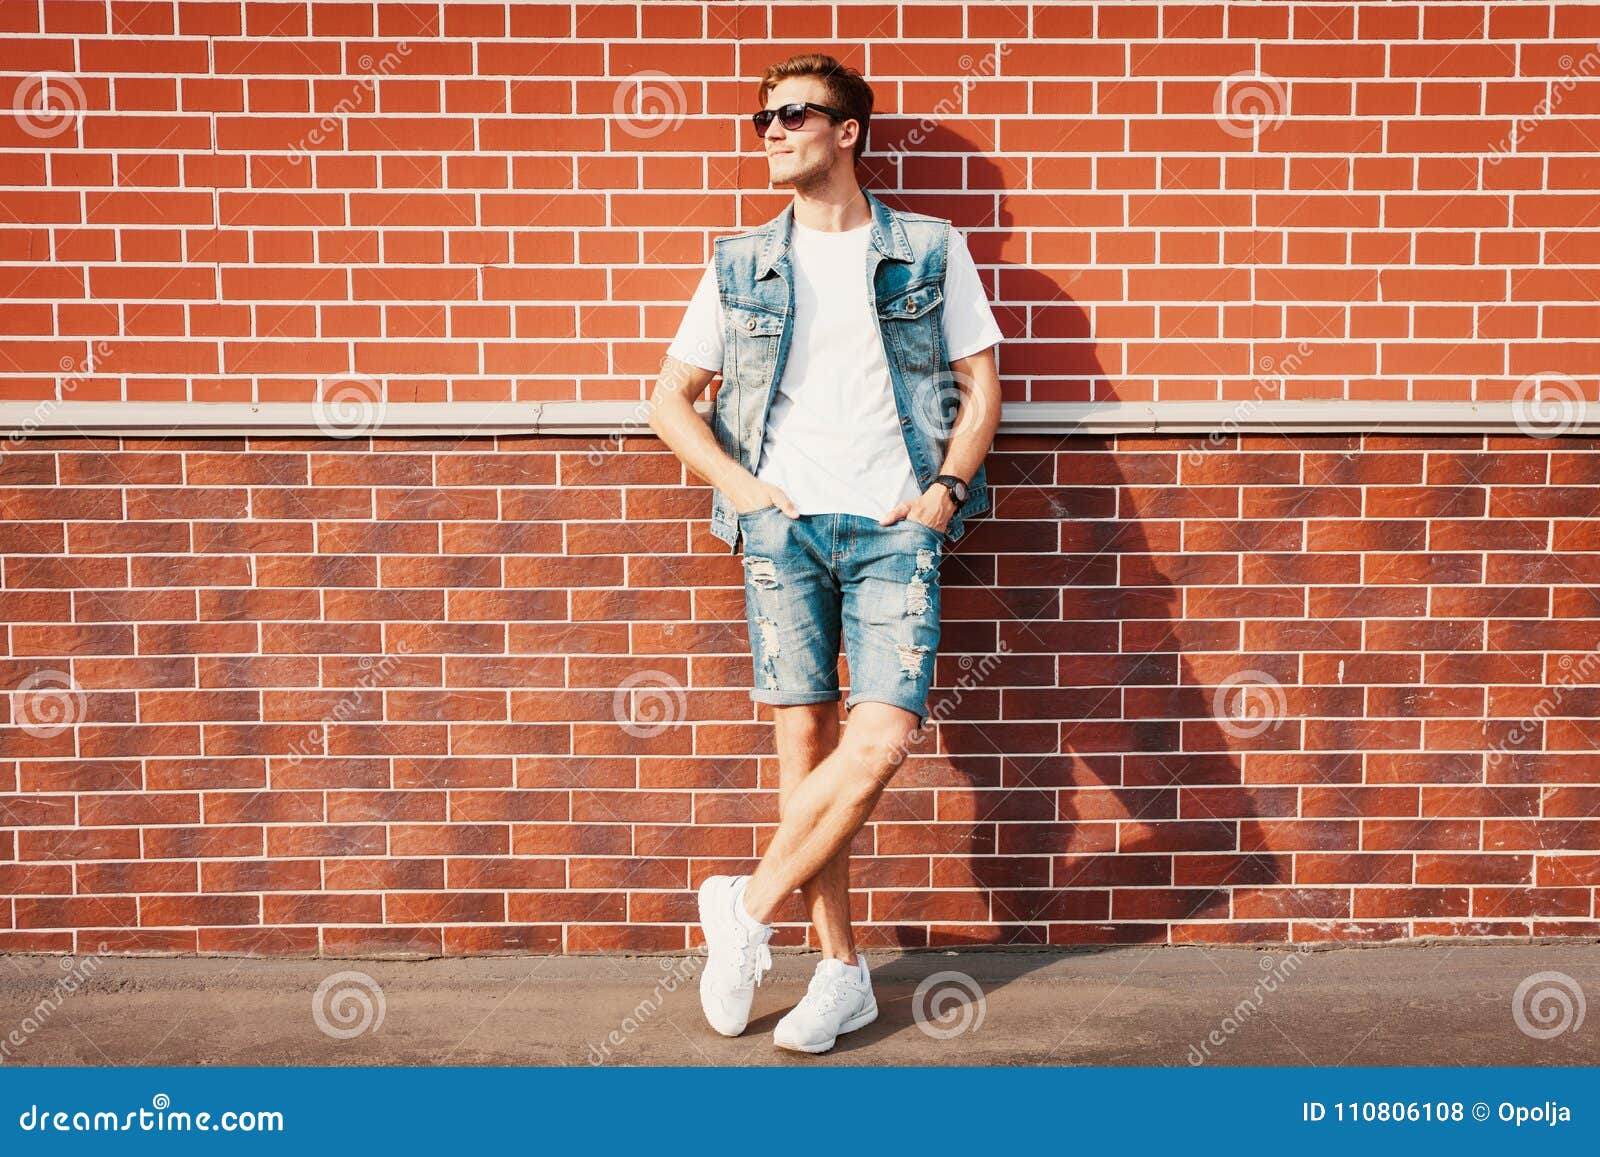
[901, 516, 945, 542]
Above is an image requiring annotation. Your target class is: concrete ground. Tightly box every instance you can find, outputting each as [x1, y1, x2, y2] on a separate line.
[1, 941, 1595, 1066]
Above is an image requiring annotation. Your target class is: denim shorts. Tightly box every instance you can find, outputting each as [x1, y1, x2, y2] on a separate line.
[736, 504, 944, 726]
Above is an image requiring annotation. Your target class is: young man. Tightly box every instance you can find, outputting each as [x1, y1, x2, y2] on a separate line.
[646, 54, 1003, 1053]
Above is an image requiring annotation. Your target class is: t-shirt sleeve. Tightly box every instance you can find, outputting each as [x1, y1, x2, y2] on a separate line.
[942, 227, 1003, 363]
[665, 262, 724, 373]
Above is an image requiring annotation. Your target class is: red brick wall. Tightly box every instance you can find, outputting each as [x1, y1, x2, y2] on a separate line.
[3, 3, 1600, 955]
[5, 432, 1600, 955]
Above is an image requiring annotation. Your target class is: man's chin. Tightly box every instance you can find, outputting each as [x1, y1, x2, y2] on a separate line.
[767, 159, 820, 188]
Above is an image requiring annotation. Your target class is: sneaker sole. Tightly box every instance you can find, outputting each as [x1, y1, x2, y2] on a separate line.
[774, 1001, 879, 1054]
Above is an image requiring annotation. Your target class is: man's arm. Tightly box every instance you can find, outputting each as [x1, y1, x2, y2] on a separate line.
[879, 344, 1002, 530]
[645, 356, 798, 517]
[935, 345, 1002, 490]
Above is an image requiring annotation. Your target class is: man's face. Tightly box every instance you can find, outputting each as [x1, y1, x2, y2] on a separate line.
[759, 76, 854, 188]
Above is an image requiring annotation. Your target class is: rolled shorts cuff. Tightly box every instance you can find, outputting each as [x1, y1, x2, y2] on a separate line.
[845, 691, 932, 729]
[750, 689, 843, 707]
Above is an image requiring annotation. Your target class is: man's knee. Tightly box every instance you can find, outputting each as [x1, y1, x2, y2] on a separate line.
[839, 723, 918, 794]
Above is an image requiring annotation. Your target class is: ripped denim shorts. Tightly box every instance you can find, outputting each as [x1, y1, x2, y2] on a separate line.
[735, 505, 943, 727]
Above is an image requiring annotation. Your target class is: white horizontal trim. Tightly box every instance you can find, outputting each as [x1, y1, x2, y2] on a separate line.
[0, 399, 1581, 438]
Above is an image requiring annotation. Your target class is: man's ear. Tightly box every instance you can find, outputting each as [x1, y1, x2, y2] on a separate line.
[838, 119, 861, 156]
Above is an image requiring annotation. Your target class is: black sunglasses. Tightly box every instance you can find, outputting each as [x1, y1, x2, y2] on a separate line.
[752, 101, 847, 138]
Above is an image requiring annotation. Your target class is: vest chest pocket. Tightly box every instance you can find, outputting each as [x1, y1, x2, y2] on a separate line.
[727, 305, 785, 390]
[876, 283, 945, 377]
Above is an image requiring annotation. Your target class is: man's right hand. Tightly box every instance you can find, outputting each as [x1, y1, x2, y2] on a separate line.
[733, 483, 799, 518]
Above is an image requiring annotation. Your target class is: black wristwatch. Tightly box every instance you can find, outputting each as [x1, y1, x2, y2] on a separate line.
[931, 474, 969, 511]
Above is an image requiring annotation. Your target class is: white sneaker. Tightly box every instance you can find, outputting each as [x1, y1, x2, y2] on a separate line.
[697, 875, 773, 1036]
[773, 954, 878, 1053]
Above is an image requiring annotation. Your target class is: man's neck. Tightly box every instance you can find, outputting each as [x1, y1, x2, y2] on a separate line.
[790, 180, 869, 234]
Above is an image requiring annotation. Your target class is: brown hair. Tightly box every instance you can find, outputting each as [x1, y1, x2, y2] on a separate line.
[757, 53, 873, 164]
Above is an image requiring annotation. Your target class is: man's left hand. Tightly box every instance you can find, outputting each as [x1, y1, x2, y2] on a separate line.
[878, 482, 957, 533]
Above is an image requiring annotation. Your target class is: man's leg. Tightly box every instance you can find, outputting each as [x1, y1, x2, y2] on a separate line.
[741, 701, 919, 925]
[771, 703, 855, 961]
[742, 517, 941, 927]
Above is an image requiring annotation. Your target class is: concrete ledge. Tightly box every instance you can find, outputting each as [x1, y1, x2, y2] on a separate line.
[0, 399, 1579, 438]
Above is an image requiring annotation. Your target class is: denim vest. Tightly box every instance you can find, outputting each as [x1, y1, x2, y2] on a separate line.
[704, 188, 992, 553]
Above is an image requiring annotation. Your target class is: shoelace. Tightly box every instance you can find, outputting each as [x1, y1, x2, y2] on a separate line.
[728, 922, 772, 988]
[799, 973, 850, 1014]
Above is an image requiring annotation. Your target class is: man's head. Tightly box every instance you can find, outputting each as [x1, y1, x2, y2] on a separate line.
[755, 54, 873, 189]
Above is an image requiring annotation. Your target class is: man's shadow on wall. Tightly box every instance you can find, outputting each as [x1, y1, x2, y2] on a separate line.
[821, 143, 1298, 1051]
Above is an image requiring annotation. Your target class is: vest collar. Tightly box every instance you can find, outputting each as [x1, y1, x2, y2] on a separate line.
[754, 187, 913, 279]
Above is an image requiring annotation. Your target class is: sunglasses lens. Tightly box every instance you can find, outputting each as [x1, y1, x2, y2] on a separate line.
[752, 110, 772, 136]
[781, 104, 808, 130]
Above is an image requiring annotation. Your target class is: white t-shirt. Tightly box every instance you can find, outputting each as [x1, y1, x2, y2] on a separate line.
[666, 215, 1002, 520]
